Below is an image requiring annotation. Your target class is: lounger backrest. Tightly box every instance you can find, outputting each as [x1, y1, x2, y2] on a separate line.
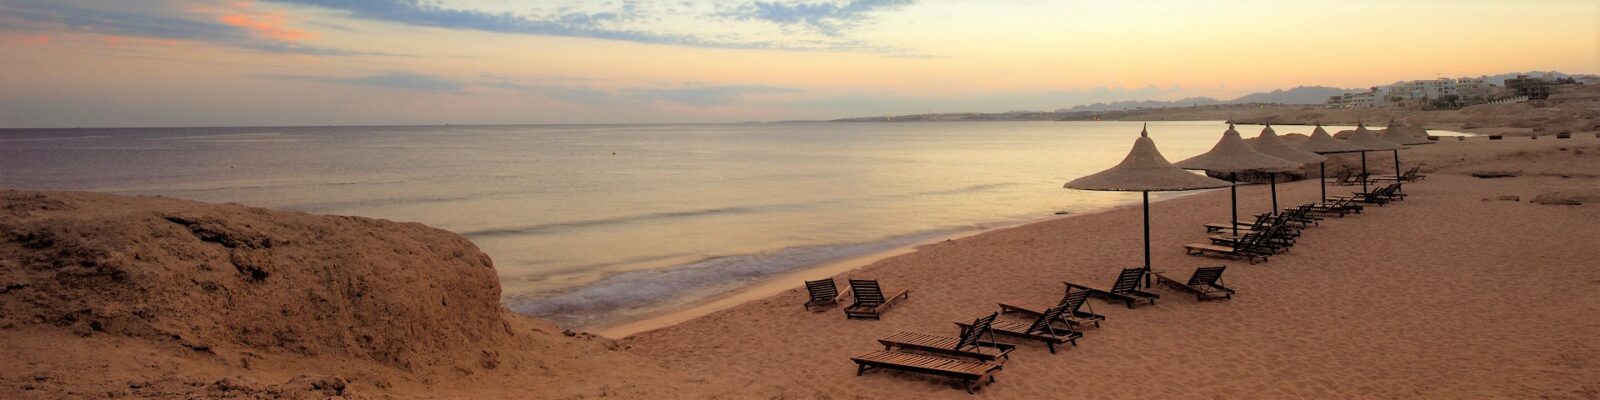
[956, 312, 998, 350]
[1110, 268, 1143, 294]
[849, 279, 885, 306]
[1187, 266, 1226, 287]
[804, 279, 837, 303]
[1250, 214, 1274, 230]
[1027, 305, 1069, 338]
[1062, 288, 1091, 312]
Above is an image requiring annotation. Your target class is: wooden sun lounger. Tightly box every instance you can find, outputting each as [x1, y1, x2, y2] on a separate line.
[1313, 197, 1363, 214]
[1065, 268, 1159, 308]
[878, 313, 1015, 362]
[1210, 231, 1291, 250]
[959, 304, 1081, 354]
[1373, 167, 1425, 182]
[803, 278, 844, 311]
[1154, 266, 1235, 301]
[1187, 228, 1273, 263]
[851, 350, 1001, 393]
[1324, 170, 1352, 186]
[844, 279, 909, 320]
[996, 287, 1104, 329]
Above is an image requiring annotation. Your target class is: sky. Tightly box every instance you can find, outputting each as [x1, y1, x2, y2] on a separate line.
[0, 0, 1596, 127]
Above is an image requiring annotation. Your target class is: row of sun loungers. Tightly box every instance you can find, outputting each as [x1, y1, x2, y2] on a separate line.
[836, 267, 1234, 393]
[845, 166, 1424, 392]
[1187, 178, 1418, 265]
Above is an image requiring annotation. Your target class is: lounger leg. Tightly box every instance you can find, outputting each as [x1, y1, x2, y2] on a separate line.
[1046, 342, 1056, 354]
[857, 364, 869, 376]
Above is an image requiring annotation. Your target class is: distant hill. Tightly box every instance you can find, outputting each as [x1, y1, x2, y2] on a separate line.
[1057, 86, 1347, 112]
[1229, 86, 1349, 104]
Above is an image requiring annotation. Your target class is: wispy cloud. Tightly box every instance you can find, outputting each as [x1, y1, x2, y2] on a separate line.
[260, 71, 796, 106]
[263, 0, 917, 54]
[625, 85, 798, 107]
[258, 71, 464, 92]
[264, 0, 709, 46]
[725, 0, 913, 36]
[0, 0, 379, 56]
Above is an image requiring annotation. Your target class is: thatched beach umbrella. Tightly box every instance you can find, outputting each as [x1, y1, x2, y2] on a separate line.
[1064, 125, 1230, 287]
[1250, 124, 1326, 213]
[1379, 120, 1432, 184]
[1299, 124, 1364, 200]
[1344, 122, 1405, 192]
[1173, 124, 1300, 236]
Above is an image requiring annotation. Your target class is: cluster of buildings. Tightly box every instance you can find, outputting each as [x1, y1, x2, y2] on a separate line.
[1325, 73, 1587, 109]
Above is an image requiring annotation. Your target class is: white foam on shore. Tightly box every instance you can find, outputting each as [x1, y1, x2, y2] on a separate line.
[506, 229, 958, 329]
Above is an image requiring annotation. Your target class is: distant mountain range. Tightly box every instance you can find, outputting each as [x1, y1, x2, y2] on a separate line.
[829, 71, 1596, 122]
[1057, 86, 1350, 112]
[1054, 71, 1595, 113]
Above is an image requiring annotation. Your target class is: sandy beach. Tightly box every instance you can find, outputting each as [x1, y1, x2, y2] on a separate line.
[621, 136, 1600, 399]
[3, 133, 1597, 399]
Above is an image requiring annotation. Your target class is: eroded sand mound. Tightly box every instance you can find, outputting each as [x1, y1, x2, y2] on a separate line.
[0, 191, 510, 371]
[0, 191, 736, 399]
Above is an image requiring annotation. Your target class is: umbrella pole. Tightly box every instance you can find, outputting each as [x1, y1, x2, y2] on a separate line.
[1230, 174, 1238, 236]
[1393, 149, 1404, 194]
[1360, 152, 1369, 193]
[1319, 162, 1327, 201]
[1270, 173, 1278, 215]
[1142, 191, 1151, 288]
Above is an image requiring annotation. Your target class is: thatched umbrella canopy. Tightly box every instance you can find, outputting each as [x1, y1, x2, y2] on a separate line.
[1174, 124, 1300, 235]
[1381, 120, 1433, 146]
[1345, 123, 1405, 192]
[1300, 124, 1365, 200]
[1379, 120, 1431, 186]
[1065, 125, 1230, 286]
[1250, 125, 1326, 213]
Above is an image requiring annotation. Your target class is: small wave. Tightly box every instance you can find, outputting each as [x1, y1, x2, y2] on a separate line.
[461, 182, 1024, 239]
[461, 206, 763, 238]
[903, 182, 1021, 197]
[0, 135, 110, 143]
[506, 230, 953, 328]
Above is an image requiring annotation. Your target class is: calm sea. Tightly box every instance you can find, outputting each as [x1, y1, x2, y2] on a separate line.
[0, 121, 1462, 328]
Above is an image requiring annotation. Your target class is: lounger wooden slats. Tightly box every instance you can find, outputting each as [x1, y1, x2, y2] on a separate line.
[959, 305, 1081, 354]
[844, 279, 909, 320]
[1281, 205, 1322, 226]
[1154, 266, 1235, 301]
[996, 288, 1104, 329]
[803, 279, 842, 311]
[851, 350, 1001, 393]
[1209, 232, 1288, 253]
[1067, 269, 1159, 308]
[877, 313, 1015, 362]
[1313, 197, 1363, 214]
